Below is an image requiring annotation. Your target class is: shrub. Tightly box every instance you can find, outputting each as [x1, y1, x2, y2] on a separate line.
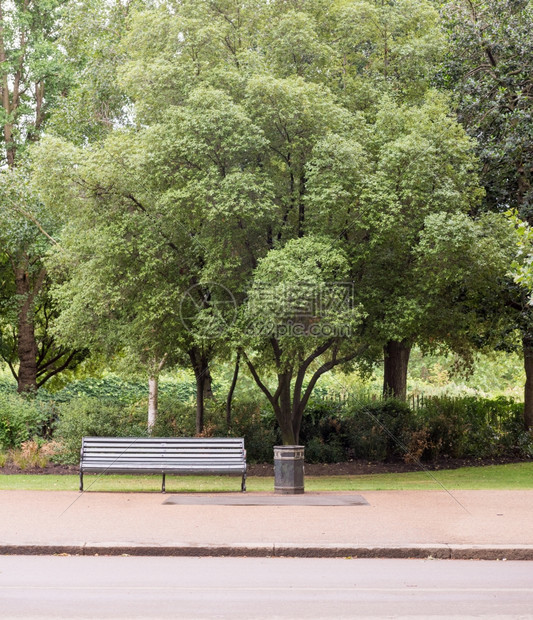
[54, 396, 147, 464]
[0, 393, 53, 450]
[299, 400, 347, 462]
[416, 396, 525, 460]
[297, 397, 415, 463]
[0, 450, 7, 467]
[152, 395, 279, 463]
[226, 399, 279, 463]
[515, 430, 533, 459]
[304, 435, 345, 463]
[151, 398, 196, 437]
[52, 376, 196, 404]
[341, 399, 414, 462]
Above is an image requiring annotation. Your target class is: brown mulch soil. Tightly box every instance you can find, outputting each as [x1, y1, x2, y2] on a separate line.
[0, 463, 80, 476]
[248, 456, 530, 477]
[0, 456, 528, 476]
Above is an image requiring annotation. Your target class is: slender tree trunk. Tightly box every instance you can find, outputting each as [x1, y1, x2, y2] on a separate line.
[0, 4, 16, 168]
[203, 368, 214, 400]
[523, 337, 533, 430]
[189, 348, 210, 435]
[15, 266, 41, 393]
[195, 371, 205, 435]
[383, 339, 411, 400]
[148, 374, 158, 433]
[147, 355, 167, 433]
[16, 308, 37, 393]
[226, 352, 240, 429]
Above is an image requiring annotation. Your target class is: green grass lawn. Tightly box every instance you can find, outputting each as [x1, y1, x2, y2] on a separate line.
[0, 462, 532, 492]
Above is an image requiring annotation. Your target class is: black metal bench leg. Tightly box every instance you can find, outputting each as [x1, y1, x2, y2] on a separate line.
[162, 473, 166, 493]
[79, 471, 83, 492]
[241, 472, 246, 493]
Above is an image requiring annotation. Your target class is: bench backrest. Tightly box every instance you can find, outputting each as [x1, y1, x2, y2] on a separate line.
[80, 437, 246, 466]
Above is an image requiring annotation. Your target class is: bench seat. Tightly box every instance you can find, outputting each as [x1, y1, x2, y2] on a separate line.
[80, 437, 247, 492]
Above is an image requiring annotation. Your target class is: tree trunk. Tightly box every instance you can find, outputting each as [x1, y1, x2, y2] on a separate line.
[195, 371, 205, 435]
[383, 339, 411, 400]
[203, 367, 214, 400]
[279, 418, 296, 445]
[523, 337, 533, 430]
[278, 373, 297, 444]
[189, 348, 210, 435]
[15, 267, 39, 393]
[148, 374, 158, 433]
[226, 352, 240, 429]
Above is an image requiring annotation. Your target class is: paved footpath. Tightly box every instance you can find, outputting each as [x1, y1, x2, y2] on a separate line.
[1, 489, 533, 560]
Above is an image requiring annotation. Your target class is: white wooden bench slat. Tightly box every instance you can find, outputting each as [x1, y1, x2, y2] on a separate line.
[79, 437, 247, 492]
[82, 439, 243, 445]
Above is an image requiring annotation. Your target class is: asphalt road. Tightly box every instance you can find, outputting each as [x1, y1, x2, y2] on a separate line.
[1, 557, 532, 619]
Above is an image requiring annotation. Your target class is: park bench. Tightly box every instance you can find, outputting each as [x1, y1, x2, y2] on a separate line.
[79, 436, 247, 492]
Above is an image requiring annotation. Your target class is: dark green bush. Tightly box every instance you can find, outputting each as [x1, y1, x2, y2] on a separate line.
[299, 400, 346, 462]
[341, 399, 414, 462]
[304, 435, 345, 463]
[226, 399, 279, 463]
[54, 396, 147, 463]
[52, 376, 196, 404]
[49, 384, 531, 466]
[298, 398, 414, 462]
[151, 395, 278, 463]
[416, 396, 525, 460]
[151, 398, 196, 437]
[0, 393, 54, 449]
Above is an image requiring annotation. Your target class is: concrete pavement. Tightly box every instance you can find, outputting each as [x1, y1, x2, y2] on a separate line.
[2, 489, 533, 559]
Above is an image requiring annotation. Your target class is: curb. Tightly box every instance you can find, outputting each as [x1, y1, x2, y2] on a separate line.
[2, 543, 533, 560]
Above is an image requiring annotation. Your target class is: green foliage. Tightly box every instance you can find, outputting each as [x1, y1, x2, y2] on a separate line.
[0, 375, 16, 395]
[49, 0, 131, 144]
[150, 400, 197, 438]
[0, 394, 52, 450]
[440, 2, 533, 429]
[32, 0, 517, 435]
[52, 375, 196, 404]
[298, 397, 414, 462]
[54, 397, 147, 464]
[225, 399, 279, 464]
[152, 396, 279, 464]
[406, 348, 525, 399]
[441, 0, 533, 219]
[0, 0, 71, 162]
[414, 396, 525, 460]
[293, 395, 529, 463]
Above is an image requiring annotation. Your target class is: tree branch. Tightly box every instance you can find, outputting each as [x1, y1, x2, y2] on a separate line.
[298, 344, 368, 415]
[9, 203, 61, 247]
[241, 350, 277, 408]
[292, 338, 335, 414]
[37, 350, 80, 388]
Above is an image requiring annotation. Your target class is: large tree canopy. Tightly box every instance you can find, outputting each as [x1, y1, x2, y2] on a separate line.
[441, 0, 533, 428]
[0, 0, 88, 392]
[26, 0, 523, 441]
